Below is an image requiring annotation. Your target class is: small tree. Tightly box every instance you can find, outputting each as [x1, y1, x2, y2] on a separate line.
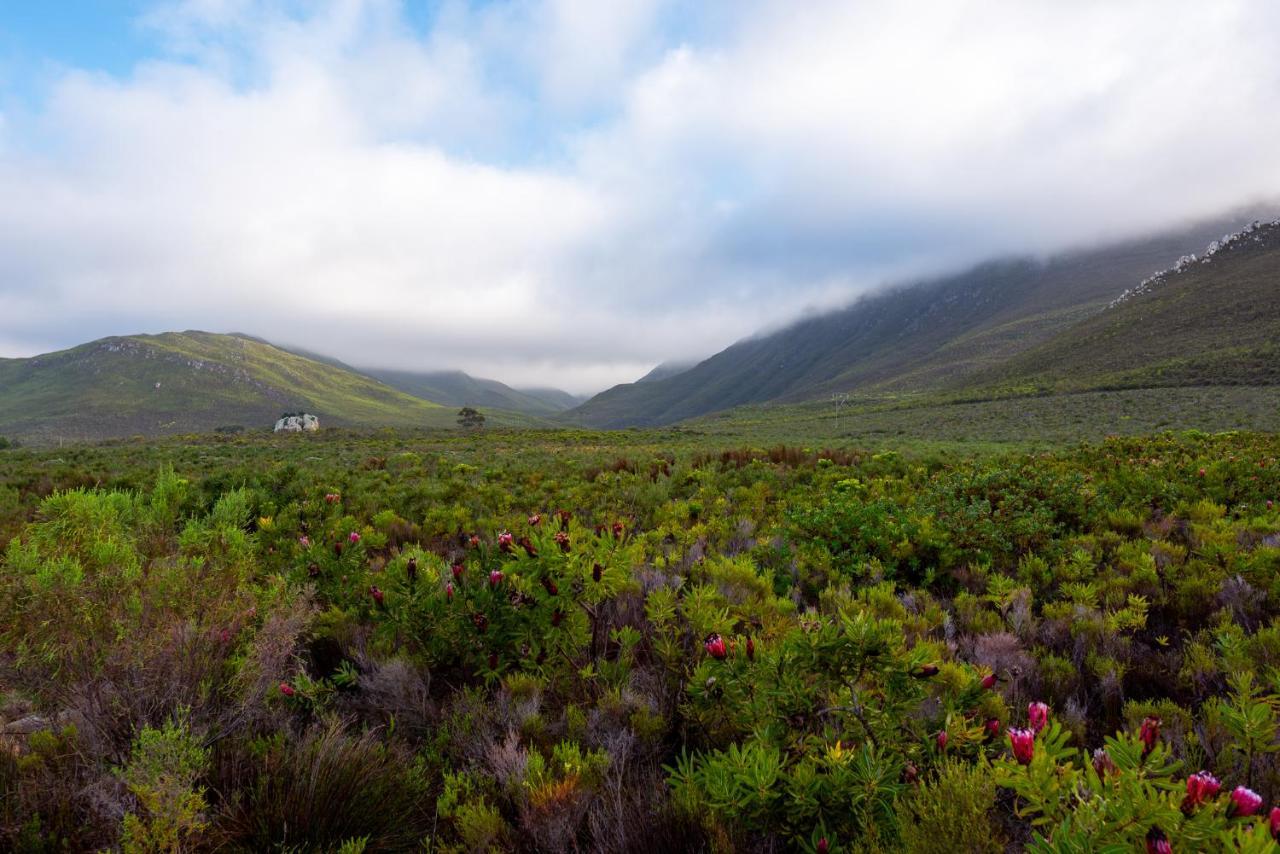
[457, 407, 486, 430]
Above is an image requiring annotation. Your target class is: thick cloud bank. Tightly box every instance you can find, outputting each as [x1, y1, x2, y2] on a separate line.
[2, 0, 1279, 392]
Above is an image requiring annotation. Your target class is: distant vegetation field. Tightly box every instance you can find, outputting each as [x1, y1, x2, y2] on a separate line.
[5, 425, 1280, 850]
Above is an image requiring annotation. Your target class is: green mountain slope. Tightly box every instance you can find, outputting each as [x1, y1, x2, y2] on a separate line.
[365, 368, 582, 416]
[568, 211, 1266, 428]
[967, 218, 1280, 395]
[0, 331, 532, 443]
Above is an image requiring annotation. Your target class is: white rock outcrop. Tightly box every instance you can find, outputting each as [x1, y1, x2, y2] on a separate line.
[274, 414, 320, 433]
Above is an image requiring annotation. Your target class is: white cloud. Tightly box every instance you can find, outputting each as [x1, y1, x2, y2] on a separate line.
[1, 0, 1279, 393]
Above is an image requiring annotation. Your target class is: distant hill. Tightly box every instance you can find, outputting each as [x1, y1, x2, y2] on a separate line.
[967, 218, 1280, 395]
[365, 368, 583, 416]
[0, 331, 535, 443]
[567, 209, 1276, 427]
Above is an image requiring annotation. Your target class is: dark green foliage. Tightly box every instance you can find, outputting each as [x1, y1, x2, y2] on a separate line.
[3, 428, 1280, 849]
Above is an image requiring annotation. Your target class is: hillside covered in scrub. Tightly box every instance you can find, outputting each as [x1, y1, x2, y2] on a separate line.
[5, 429, 1280, 850]
[0, 331, 542, 443]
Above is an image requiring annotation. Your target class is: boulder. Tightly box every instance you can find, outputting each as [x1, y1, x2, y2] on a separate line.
[274, 413, 320, 433]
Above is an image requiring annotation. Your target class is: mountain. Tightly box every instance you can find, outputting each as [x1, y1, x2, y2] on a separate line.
[0, 331, 534, 443]
[567, 209, 1276, 428]
[636, 361, 697, 384]
[967, 217, 1280, 395]
[365, 368, 583, 416]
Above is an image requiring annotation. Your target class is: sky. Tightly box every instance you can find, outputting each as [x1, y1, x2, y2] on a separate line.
[1, 1, 1279, 394]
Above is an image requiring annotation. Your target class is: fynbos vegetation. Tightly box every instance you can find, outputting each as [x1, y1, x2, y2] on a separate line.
[3, 429, 1280, 850]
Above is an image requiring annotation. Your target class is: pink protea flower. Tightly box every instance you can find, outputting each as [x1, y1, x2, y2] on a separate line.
[468, 534, 481, 548]
[1008, 727, 1035, 765]
[445, 581, 454, 601]
[1028, 701, 1050, 735]
[279, 682, 296, 697]
[528, 513, 542, 526]
[1229, 785, 1263, 817]
[985, 718, 1002, 739]
[936, 730, 948, 750]
[298, 535, 311, 547]
[498, 531, 514, 553]
[452, 562, 465, 579]
[489, 569, 503, 588]
[556, 509, 571, 530]
[746, 636, 756, 661]
[1139, 717, 1160, 757]
[1183, 771, 1221, 812]
[369, 585, 384, 606]
[519, 536, 538, 557]
[1270, 806, 1280, 840]
[1092, 748, 1117, 778]
[981, 672, 997, 690]
[1145, 827, 1171, 854]
[612, 520, 625, 538]
[705, 633, 728, 660]
[324, 492, 341, 503]
[348, 531, 361, 544]
[816, 838, 829, 854]
[554, 530, 570, 553]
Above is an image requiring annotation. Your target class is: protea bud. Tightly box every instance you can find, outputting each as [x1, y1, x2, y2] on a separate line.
[498, 531, 514, 553]
[542, 576, 558, 596]
[936, 730, 948, 750]
[902, 762, 919, 784]
[1028, 701, 1050, 734]
[985, 718, 1002, 739]
[468, 534, 481, 548]
[452, 562, 465, 579]
[518, 536, 538, 557]
[1139, 717, 1160, 757]
[556, 510, 571, 531]
[1092, 748, 1117, 777]
[816, 838, 829, 854]
[551, 610, 563, 627]
[1145, 827, 1171, 854]
[489, 569, 503, 588]
[612, 520, 624, 538]
[406, 557, 418, 584]
[705, 633, 728, 660]
[471, 612, 488, 633]
[369, 585, 384, 607]
[981, 672, 997, 690]
[445, 582, 455, 601]
[1229, 785, 1263, 817]
[913, 664, 940, 678]
[488, 653, 498, 670]
[592, 562, 603, 582]
[746, 636, 756, 661]
[1270, 806, 1280, 840]
[279, 682, 296, 697]
[554, 530, 570, 553]
[308, 562, 320, 578]
[1008, 727, 1035, 765]
[325, 492, 341, 503]
[528, 513, 542, 526]
[1182, 771, 1221, 813]
[334, 542, 343, 557]
[348, 531, 361, 544]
